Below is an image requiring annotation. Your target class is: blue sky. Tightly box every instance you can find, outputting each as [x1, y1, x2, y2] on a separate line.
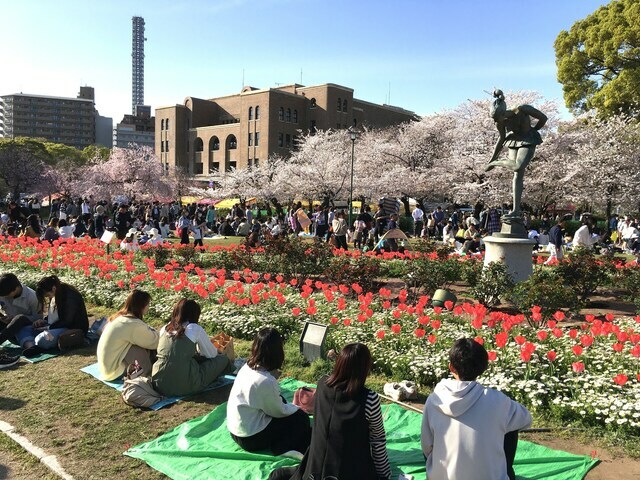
[1, 0, 609, 121]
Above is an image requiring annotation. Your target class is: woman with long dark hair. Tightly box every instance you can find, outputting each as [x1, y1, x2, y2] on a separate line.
[97, 290, 159, 381]
[227, 327, 311, 456]
[152, 299, 233, 396]
[15, 276, 89, 357]
[20, 214, 42, 238]
[271, 343, 392, 480]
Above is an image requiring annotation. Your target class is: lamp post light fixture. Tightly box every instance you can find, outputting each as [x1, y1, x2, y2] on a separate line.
[348, 128, 358, 230]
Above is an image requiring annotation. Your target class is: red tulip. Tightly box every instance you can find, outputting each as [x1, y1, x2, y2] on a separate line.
[414, 328, 425, 338]
[572, 345, 583, 356]
[572, 362, 585, 373]
[495, 332, 508, 348]
[546, 350, 557, 361]
[553, 311, 566, 322]
[580, 334, 594, 347]
[376, 330, 385, 339]
[537, 331, 548, 342]
[343, 318, 351, 326]
[613, 374, 628, 386]
[292, 307, 301, 316]
[428, 334, 437, 344]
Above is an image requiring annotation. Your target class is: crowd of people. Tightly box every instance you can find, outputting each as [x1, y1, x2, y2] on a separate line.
[2, 195, 639, 261]
[1, 265, 532, 479]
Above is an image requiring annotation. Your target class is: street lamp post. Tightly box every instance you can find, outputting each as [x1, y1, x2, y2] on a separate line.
[348, 129, 357, 231]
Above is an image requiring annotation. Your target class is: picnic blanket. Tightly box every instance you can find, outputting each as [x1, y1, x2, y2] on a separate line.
[1, 340, 59, 363]
[125, 378, 598, 480]
[80, 362, 236, 411]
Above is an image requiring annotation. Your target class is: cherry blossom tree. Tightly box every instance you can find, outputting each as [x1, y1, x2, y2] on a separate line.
[0, 138, 54, 200]
[557, 113, 640, 216]
[215, 155, 289, 215]
[72, 146, 175, 201]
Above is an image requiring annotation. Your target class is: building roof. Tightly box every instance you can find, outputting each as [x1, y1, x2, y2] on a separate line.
[1, 93, 94, 103]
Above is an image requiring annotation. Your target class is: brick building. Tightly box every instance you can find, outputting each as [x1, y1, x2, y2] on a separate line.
[156, 83, 417, 178]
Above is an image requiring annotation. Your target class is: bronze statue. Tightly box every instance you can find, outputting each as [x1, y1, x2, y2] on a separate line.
[486, 89, 547, 224]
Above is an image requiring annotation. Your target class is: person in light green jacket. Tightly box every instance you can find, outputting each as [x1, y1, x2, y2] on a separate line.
[152, 299, 233, 397]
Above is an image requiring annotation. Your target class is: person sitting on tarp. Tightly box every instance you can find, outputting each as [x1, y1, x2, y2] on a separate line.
[269, 343, 392, 480]
[97, 290, 159, 381]
[14, 276, 89, 357]
[421, 338, 531, 480]
[0, 273, 41, 361]
[152, 299, 233, 397]
[227, 327, 311, 457]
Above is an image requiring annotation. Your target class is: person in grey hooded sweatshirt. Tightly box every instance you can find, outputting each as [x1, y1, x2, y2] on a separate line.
[421, 338, 531, 480]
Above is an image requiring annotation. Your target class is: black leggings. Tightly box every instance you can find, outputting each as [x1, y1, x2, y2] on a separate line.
[504, 430, 519, 480]
[0, 315, 32, 346]
[231, 409, 311, 455]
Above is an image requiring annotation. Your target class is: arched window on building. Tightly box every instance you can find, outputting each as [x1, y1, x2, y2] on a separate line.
[293, 109, 298, 123]
[210, 136, 220, 151]
[279, 107, 284, 121]
[343, 99, 348, 112]
[286, 108, 291, 122]
[310, 98, 316, 109]
[161, 119, 165, 130]
[255, 106, 260, 119]
[248, 106, 253, 120]
[166, 119, 170, 130]
[226, 134, 237, 150]
[194, 138, 204, 152]
[337, 97, 342, 111]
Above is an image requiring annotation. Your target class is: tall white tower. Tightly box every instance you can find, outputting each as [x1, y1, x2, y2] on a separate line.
[131, 16, 146, 114]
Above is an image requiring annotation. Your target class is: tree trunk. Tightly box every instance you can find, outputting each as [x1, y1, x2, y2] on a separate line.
[400, 195, 411, 217]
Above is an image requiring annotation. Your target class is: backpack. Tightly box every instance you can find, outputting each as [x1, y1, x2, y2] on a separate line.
[121, 363, 163, 408]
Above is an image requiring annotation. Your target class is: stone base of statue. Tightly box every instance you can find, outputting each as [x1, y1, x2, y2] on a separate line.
[483, 213, 536, 283]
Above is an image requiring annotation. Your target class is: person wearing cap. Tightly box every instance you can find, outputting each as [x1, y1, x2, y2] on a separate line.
[147, 229, 163, 247]
[120, 228, 139, 252]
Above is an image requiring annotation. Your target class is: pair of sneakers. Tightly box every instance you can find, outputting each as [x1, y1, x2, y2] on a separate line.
[0, 350, 20, 369]
[383, 380, 418, 402]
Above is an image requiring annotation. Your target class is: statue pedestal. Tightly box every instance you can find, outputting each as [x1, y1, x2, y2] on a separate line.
[483, 236, 536, 283]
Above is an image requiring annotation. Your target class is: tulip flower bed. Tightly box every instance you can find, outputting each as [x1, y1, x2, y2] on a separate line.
[1, 236, 639, 436]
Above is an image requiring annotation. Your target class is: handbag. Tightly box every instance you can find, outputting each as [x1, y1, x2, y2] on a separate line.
[293, 386, 316, 415]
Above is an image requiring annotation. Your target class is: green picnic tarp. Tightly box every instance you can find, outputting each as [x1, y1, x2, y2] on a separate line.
[125, 378, 598, 480]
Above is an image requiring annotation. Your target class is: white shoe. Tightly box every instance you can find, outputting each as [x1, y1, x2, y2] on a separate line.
[281, 450, 304, 461]
[383, 382, 404, 401]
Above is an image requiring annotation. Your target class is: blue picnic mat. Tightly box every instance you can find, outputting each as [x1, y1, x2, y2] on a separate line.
[80, 362, 235, 411]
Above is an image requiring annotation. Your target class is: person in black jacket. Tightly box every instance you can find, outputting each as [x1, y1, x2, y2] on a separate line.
[270, 343, 392, 480]
[17, 276, 88, 357]
[544, 214, 571, 265]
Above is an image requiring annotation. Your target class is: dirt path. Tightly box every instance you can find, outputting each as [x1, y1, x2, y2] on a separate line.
[522, 432, 640, 480]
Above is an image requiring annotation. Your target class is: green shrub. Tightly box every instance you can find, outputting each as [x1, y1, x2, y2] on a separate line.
[460, 256, 484, 286]
[324, 254, 382, 292]
[616, 264, 640, 312]
[509, 268, 580, 327]
[470, 262, 514, 308]
[405, 257, 461, 297]
[262, 235, 332, 278]
[554, 247, 614, 303]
